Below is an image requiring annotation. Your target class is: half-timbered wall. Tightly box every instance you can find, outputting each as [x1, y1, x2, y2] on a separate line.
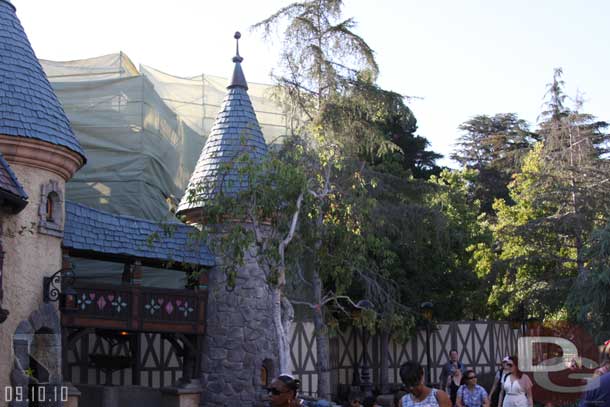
[66, 332, 182, 387]
[291, 321, 519, 397]
[66, 320, 518, 396]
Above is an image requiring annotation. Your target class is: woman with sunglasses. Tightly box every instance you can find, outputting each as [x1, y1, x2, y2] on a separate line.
[399, 361, 452, 407]
[456, 369, 489, 407]
[498, 356, 533, 407]
[267, 374, 303, 407]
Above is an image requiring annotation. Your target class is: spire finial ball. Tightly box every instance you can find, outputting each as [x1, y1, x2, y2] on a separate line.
[234, 32, 241, 40]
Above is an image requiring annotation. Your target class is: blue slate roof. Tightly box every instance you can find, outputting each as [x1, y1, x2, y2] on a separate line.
[177, 51, 267, 215]
[63, 201, 215, 266]
[0, 151, 27, 200]
[0, 0, 86, 160]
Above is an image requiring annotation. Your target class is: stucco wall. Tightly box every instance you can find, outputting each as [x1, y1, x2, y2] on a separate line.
[0, 162, 64, 394]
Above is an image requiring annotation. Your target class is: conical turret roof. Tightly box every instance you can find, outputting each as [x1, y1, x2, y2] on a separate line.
[177, 32, 268, 219]
[0, 0, 86, 160]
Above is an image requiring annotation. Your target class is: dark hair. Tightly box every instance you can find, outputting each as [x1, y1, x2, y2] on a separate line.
[349, 392, 364, 402]
[462, 369, 476, 385]
[399, 361, 424, 388]
[363, 395, 377, 407]
[449, 349, 459, 355]
[507, 356, 523, 379]
[277, 375, 300, 397]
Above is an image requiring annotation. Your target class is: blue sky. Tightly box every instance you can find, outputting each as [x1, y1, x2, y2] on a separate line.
[12, 0, 610, 167]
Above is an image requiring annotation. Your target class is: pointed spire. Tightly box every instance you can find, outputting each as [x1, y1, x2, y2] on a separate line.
[177, 32, 267, 221]
[228, 31, 248, 90]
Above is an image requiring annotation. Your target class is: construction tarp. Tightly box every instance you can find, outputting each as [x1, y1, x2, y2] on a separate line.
[41, 52, 289, 220]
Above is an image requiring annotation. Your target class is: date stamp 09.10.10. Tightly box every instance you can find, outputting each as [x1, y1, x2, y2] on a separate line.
[4, 385, 69, 404]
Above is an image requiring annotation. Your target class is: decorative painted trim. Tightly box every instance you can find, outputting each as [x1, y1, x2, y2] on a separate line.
[0, 135, 84, 181]
[38, 180, 64, 237]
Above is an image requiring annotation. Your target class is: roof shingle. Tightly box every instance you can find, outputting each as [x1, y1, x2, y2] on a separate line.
[0, 151, 27, 200]
[0, 0, 86, 160]
[177, 52, 267, 214]
[0, 151, 27, 212]
[64, 201, 215, 266]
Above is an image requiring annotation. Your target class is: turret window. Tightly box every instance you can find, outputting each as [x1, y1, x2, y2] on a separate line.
[46, 192, 58, 221]
[38, 181, 63, 237]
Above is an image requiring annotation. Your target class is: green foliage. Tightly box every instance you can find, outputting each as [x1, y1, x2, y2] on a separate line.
[452, 113, 537, 214]
[476, 144, 574, 319]
[568, 224, 610, 340]
[253, 0, 378, 112]
[464, 69, 610, 327]
[453, 113, 536, 171]
[253, 0, 434, 348]
[321, 75, 441, 178]
[184, 144, 308, 290]
[424, 169, 492, 319]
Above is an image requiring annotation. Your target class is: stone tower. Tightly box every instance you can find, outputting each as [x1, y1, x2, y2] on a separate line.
[0, 0, 86, 394]
[177, 33, 278, 406]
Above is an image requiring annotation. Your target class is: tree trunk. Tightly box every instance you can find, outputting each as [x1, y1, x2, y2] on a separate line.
[313, 269, 331, 399]
[568, 125, 586, 276]
[272, 287, 292, 375]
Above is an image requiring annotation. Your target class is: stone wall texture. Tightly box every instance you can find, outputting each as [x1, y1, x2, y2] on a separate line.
[200, 238, 278, 406]
[0, 163, 64, 391]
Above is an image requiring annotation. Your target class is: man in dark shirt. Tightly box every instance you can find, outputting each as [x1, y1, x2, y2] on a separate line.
[439, 349, 464, 391]
[580, 371, 610, 407]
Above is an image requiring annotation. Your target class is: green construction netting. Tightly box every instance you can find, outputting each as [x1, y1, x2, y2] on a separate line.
[42, 52, 290, 220]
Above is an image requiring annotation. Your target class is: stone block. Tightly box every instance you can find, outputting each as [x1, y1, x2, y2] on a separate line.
[222, 360, 243, 371]
[244, 341, 257, 355]
[224, 340, 242, 350]
[232, 378, 248, 394]
[227, 349, 245, 363]
[254, 287, 265, 299]
[216, 302, 234, 313]
[206, 325, 228, 337]
[206, 379, 224, 394]
[204, 391, 228, 404]
[246, 328, 263, 341]
[227, 313, 244, 327]
[223, 383, 235, 397]
[208, 348, 227, 360]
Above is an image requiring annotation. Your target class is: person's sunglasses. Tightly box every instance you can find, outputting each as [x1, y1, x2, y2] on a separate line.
[506, 363, 513, 367]
[350, 400, 361, 405]
[267, 387, 289, 396]
[467, 375, 477, 379]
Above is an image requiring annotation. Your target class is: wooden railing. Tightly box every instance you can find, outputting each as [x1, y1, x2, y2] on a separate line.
[61, 282, 207, 334]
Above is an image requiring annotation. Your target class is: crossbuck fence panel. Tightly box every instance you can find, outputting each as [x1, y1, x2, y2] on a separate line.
[66, 320, 518, 397]
[290, 320, 519, 398]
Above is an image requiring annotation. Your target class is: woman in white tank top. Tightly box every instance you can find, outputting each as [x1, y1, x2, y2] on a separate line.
[499, 356, 533, 407]
[399, 361, 452, 407]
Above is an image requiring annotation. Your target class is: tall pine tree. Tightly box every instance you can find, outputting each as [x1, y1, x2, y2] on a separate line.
[452, 113, 537, 214]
